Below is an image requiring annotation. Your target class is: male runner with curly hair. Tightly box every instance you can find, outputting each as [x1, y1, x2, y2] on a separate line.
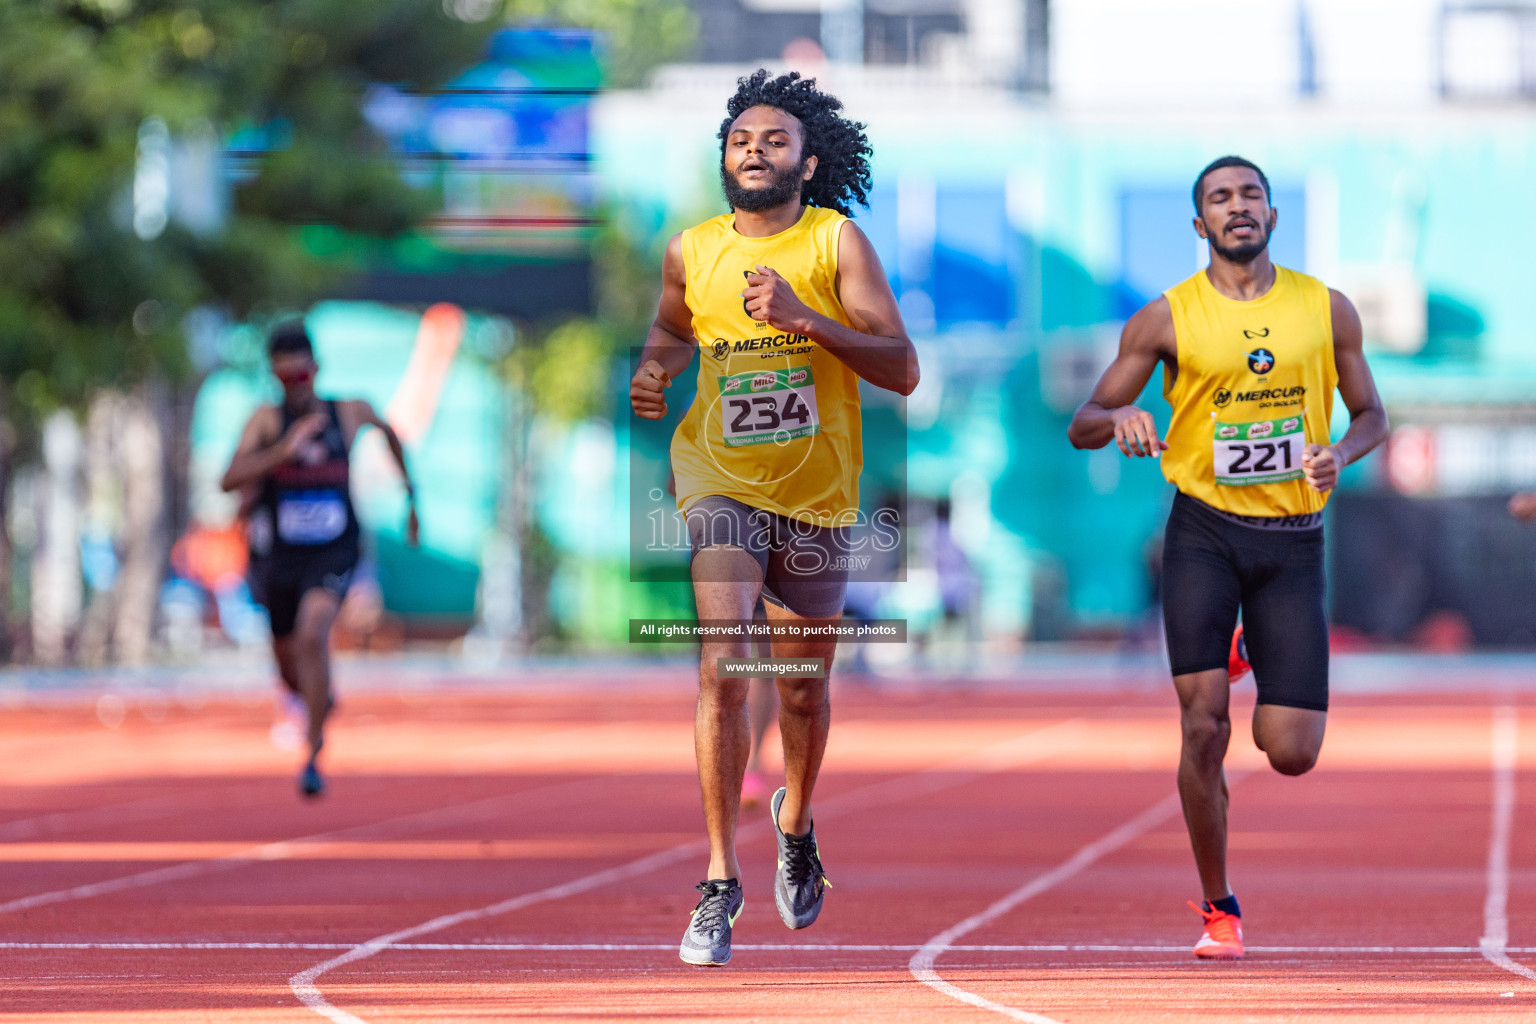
[630, 70, 918, 966]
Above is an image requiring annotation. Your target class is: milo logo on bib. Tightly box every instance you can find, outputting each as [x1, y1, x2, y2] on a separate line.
[1212, 413, 1306, 487]
[750, 373, 777, 392]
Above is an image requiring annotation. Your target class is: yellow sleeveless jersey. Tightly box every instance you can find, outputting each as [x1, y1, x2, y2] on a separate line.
[671, 205, 862, 526]
[1160, 265, 1337, 517]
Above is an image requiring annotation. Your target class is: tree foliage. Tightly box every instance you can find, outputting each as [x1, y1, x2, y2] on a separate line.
[0, 0, 501, 442]
[505, 213, 666, 423]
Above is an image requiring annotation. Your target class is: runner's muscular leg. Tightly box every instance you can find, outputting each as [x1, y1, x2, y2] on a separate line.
[1174, 667, 1235, 903]
[763, 600, 835, 836]
[291, 588, 342, 756]
[272, 635, 302, 696]
[692, 545, 764, 881]
[1252, 705, 1326, 776]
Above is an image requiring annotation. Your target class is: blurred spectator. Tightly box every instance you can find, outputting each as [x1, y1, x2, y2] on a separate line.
[1410, 610, 1474, 653]
[165, 518, 268, 648]
[925, 498, 979, 671]
[1120, 533, 1165, 656]
[932, 499, 977, 624]
[172, 520, 248, 596]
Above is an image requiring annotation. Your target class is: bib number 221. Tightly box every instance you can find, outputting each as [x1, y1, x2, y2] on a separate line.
[1213, 415, 1305, 486]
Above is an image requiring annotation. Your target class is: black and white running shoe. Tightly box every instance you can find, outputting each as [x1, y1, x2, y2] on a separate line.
[679, 878, 744, 966]
[771, 786, 831, 930]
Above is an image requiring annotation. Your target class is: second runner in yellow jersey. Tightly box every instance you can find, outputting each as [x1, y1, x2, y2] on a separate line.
[1160, 265, 1337, 519]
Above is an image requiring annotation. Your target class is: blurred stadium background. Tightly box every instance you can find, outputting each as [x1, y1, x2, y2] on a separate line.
[3, 0, 1536, 682]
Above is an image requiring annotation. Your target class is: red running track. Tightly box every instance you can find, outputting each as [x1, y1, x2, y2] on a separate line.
[1, 679, 1534, 1022]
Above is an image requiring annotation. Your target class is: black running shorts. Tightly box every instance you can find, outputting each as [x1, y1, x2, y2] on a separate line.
[1162, 491, 1329, 712]
[263, 547, 358, 639]
[685, 495, 849, 620]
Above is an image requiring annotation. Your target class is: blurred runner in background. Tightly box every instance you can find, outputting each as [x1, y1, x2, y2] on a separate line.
[237, 484, 307, 750]
[221, 321, 418, 798]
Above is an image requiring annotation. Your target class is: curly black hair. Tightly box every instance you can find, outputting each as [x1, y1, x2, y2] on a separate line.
[718, 69, 873, 217]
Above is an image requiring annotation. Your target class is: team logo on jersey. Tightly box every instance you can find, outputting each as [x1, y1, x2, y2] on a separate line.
[1246, 348, 1275, 374]
[1213, 388, 1232, 408]
[1243, 328, 1270, 339]
[720, 331, 812, 354]
[712, 339, 730, 360]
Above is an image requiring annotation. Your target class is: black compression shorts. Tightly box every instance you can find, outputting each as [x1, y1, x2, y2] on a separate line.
[1161, 491, 1329, 712]
[684, 495, 849, 620]
[260, 547, 358, 639]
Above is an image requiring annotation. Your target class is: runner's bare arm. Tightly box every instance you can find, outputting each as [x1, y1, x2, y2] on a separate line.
[1068, 298, 1176, 457]
[236, 483, 261, 520]
[743, 222, 918, 396]
[348, 400, 420, 546]
[220, 407, 323, 492]
[1303, 290, 1389, 493]
[631, 233, 699, 421]
[348, 401, 414, 491]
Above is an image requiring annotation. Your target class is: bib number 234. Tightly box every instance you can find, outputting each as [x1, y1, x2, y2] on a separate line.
[1213, 414, 1305, 486]
[717, 366, 820, 448]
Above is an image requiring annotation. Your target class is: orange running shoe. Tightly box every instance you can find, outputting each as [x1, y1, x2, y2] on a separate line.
[741, 769, 770, 809]
[1189, 901, 1244, 959]
[1227, 624, 1251, 685]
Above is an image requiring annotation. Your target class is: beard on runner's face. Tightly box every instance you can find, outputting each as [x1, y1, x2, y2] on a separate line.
[1208, 212, 1271, 264]
[720, 154, 806, 213]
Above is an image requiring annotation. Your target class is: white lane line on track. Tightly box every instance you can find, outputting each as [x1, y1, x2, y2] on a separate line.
[0, 777, 307, 842]
[0, 779, 599, 917]
[3, 941, 1517, 954]
[0, 718, 619, 915]
[1479, 705, 1536, 983]
[909, 789, 1189, 1024]
[0, 793, 207, 843]
[289, 715, 1105, 1023]
[289, 841, 708, 1024]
